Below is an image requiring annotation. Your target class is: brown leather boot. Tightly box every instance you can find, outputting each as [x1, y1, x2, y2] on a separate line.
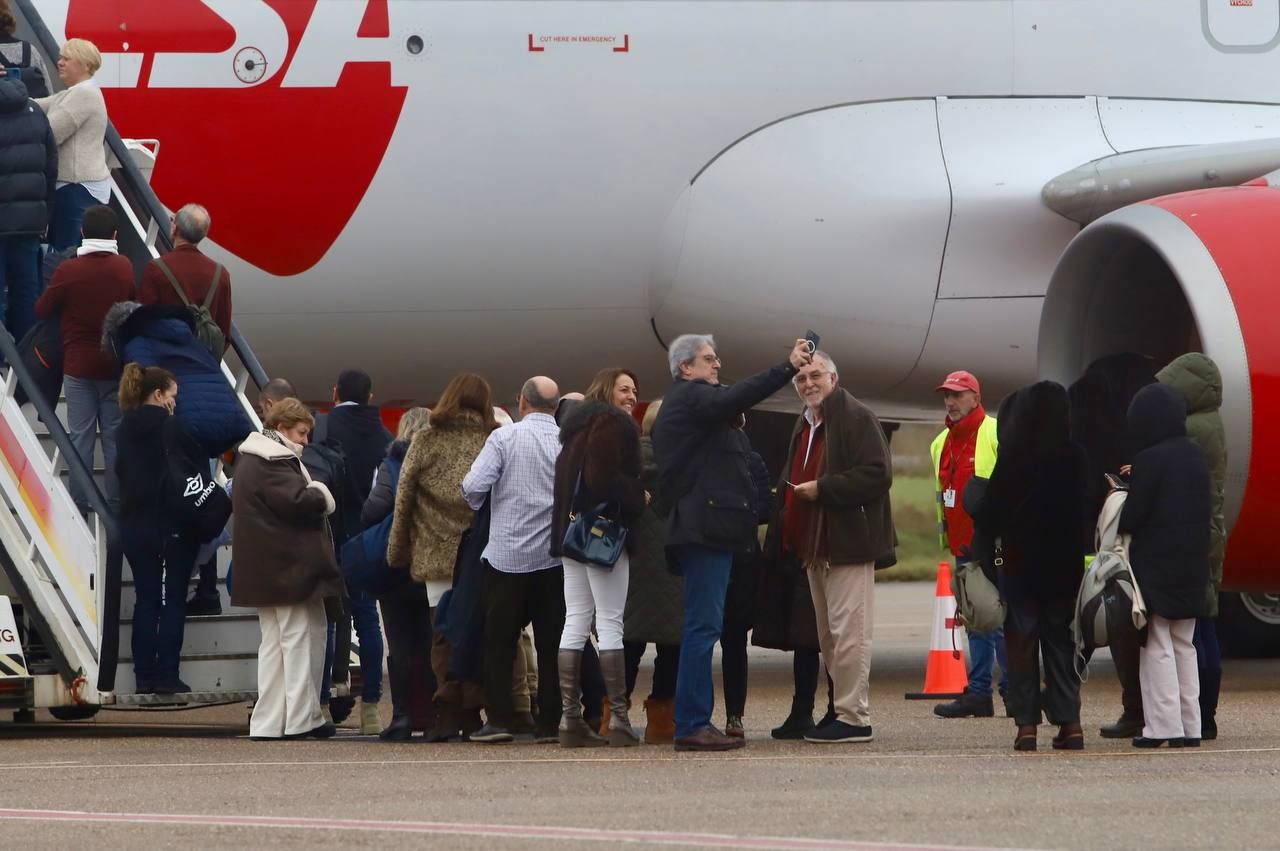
[558, 650, 606, 748]
[1014, 724, 1038, 752]
[598, 698, 611, 738]
[600, 649, 639, 747]
[1052, 721, 1084, 750]
[643, 697, 676, 744]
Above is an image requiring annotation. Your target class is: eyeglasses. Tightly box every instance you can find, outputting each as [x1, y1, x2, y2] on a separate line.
[697, 354, 721, 366]
[794, 371, 829, 386]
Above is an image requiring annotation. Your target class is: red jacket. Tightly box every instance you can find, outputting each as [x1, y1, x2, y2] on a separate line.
[35, 251, 135, 380]
[137, 244, 232, 348]
[938, 405, 986, 556]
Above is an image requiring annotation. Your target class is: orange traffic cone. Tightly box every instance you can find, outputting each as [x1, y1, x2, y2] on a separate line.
[904, 562, 968, 700]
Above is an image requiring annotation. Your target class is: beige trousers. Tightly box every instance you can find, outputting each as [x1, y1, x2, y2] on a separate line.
[512, 628, 537, 713]
[807, 561, 875, 727]
[251, 594, 327, 738]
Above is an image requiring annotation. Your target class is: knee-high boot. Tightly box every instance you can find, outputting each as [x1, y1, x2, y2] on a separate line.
[558, 649, 606, 748]
[379, 655, 412, 741]
[600, 649, 639, 747]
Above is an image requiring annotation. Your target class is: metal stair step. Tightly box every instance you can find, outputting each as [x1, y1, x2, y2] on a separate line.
[112, 690, 257, 707]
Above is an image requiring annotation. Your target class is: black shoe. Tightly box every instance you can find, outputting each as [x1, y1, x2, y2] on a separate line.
[771, 711, 816, 740]
[933, 690, 994, 719]
[469, 723, 514, 744]
[815, 708, 837, 730]
[1100, 716, 1144, 739]
[1132, 736, 1183, 748]
[1202, 720, 1217, 741]
[134, 680, 156, 695]
[153, 679, 192, 695]
[379, 715, 413, 742]
[285, 722, 337, 740]
[804, 720, 873, 743]
[186, 596, 222, 617]
[1182, 737, 1201, 747]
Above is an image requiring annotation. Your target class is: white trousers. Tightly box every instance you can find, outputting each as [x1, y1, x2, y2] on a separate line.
[560, 552, 630, 651]
[1139, 615, 1201, 740]
[251, 595, 328, 738]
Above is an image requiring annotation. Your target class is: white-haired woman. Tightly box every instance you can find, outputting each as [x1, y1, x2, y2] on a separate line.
[35, 37, 109, 249]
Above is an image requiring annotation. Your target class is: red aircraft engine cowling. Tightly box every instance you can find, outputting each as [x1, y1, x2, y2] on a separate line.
[1039, 185, 1280, 595]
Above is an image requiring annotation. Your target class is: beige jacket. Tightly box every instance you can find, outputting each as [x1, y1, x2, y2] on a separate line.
[36, 81, 109, 184]
[386, 410, 492, 583]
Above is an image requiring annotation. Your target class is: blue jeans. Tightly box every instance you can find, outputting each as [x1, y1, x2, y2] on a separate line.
[50, 183, 98, 251]
[126, 526, 198, 685]
[967, 629, 1008, 698]
[0, 234, 41, 341]
[349, 588, 384, 703]
[672, 543, 733, 738]
[63, 375, 121, 513]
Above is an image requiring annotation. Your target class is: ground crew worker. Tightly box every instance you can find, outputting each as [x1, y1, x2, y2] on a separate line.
[930, 370, 1008, 718]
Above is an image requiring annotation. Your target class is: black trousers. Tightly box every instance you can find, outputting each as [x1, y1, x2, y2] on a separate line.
[1111, 614, 1144, 721]
[379, 582, 435, 720]
[482, 562, 565, 728]
[1004, 592, 1080, 727]
[791, 648, 835, 717]
[720, 623, 749, 717]
[624, 641, 680, 700]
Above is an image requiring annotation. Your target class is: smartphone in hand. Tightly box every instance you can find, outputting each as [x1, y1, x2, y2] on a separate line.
[803, 329, 820, 354]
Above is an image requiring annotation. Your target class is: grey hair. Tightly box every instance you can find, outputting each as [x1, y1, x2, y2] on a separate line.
[520, 379, 559, 412]
[174, 203, 211, 244]
[668, 333, 716, 379]
[813, 350, 838, 378]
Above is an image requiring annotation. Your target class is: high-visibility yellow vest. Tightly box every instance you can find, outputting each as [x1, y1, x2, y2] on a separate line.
[930, 415, 999, 550]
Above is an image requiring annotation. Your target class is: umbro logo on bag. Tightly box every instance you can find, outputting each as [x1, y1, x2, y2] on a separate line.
[184, 475, 205, 498]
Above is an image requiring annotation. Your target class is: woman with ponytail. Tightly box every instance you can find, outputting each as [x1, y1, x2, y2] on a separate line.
[115, 363, 205, 695]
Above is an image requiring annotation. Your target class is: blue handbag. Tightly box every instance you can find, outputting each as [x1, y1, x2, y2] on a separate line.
[561, 473, 627, 568]
[340, 457, 406, 594]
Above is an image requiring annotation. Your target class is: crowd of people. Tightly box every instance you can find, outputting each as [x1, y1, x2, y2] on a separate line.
[0, 27, 1223, 753]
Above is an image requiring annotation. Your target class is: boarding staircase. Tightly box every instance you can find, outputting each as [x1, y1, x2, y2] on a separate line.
[0, 2, 292, 718]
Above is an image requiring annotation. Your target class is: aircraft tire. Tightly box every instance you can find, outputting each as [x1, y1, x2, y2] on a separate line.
[1218, 591, 1280, 658]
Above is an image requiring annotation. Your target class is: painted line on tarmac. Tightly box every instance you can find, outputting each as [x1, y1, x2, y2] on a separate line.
[0, 745, 1274, 772]
[0, 807, 1013, 850]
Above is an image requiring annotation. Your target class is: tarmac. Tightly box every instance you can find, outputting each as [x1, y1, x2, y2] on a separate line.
[1, 582, 1277, 850]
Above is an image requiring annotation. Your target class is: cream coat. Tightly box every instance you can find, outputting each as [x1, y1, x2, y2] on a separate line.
[36, 80, 108, 184]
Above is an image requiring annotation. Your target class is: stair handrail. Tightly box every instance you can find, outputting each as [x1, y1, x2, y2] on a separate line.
[15, 0, 270, 393]
[0, 324, 121, 689]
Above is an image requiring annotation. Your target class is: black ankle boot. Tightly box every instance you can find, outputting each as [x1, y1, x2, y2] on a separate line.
[380, 715, 412, 741]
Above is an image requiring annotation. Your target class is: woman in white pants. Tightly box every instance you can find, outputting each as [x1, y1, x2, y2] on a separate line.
[231, 398, 345, 740]
[550, 368, 647, 747]
[1118, 383, 1213, 748]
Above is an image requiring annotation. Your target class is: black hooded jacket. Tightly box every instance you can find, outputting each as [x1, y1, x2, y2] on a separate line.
[0, 77, 55, 236]
[319, 403, 393, 503]
[973, 381, 1088, 602]
[1118, 383, 1211, 620]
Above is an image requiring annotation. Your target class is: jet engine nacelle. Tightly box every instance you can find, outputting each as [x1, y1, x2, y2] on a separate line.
[1040, 187, 1280, 652]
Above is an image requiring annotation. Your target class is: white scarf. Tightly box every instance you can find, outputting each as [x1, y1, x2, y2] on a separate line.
[77, 238, 118, 257]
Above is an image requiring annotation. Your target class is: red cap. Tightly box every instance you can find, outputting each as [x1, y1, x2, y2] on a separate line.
[936, 370, 980, 395]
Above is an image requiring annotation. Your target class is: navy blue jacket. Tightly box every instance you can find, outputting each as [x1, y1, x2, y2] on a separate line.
[0, 77, 55, 236]
[111, 304, 253, 457]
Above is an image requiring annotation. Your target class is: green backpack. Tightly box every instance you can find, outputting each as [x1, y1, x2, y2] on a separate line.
[154, 258, 226, 359]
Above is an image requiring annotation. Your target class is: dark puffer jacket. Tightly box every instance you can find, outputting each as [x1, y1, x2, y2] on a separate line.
[1156, 353, 1227, 617]
[1119, 383, 1211, 621]
[974, 381, 1088, 603]
[550, 400, 645, 559]
[0, 77, 55, 236]
[104, 303, 253, 457]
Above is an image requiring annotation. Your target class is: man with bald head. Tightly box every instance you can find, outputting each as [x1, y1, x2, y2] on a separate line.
[138, 203, 233, 353]
[463, 376, 566, 743]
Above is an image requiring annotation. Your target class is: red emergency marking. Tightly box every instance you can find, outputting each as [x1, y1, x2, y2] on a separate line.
[527, 33, 630, 53]
[944, 618, 956, 629]
[1230, 0, 1255, 7]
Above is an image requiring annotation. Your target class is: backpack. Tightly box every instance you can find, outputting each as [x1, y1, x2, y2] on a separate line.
[951, 556, 1005, 636]
[1072, 489, 1148, 680]
[302, 437, 363, 548]
[339, 456, 406, 595]
[1, 41, 49, 98]
[154, 257, 226, 359]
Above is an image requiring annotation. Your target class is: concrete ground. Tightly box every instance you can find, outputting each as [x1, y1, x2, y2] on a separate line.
[1, 582, 1276, 850]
